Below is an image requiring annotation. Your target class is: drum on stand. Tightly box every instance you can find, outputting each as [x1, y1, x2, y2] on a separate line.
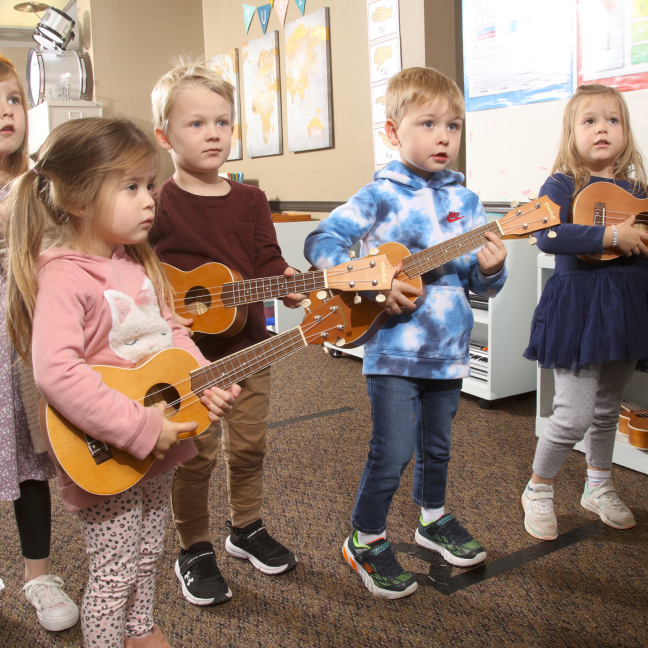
[27, 49, 87, 107]
[32, 6, 76, 51]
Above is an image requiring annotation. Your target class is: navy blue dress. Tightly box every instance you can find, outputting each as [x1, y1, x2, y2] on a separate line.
[524, 174, 648, 371]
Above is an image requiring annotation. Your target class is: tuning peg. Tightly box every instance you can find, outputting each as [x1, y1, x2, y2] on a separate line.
[547, 230, 557, 238]
[316, 290, 327, 300]
[301, 298, 311, 309]
[354, 293, 361, 304]
[375, 294, 386, 303]
[528, 192, 537, 201]
[335, 337, 346, 347]
[528, 236, 537, 245]
[510, 200, 519, 208]
[348, 251, 356, 259]
[369, 247, 379, 256]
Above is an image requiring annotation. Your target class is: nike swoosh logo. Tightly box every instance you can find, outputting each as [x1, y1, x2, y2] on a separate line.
[447, 214, 465, 222]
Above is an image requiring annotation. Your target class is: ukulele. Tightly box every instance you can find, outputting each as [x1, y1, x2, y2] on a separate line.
[618, 400, 648, 450]
[162, 254, 395, 336]
[303, 196, 561, 348]
[39, 296, 349, 496]
[569, 182, 648, 262]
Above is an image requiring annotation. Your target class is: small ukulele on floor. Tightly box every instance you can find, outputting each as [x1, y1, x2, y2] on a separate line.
[619, 401, 648, 450]
[162, 254, 395, 336]
[40, 296, 350, 496]
[304, 195, 561, 348]
[570, 182, 648, 262]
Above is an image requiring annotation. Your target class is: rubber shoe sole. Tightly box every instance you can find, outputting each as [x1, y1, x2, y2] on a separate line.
[35, 607, 79, 632]
[521, 493, 558, 541]
[225, 536, 296, 575]
[174, 560, 232, 606]
[414, 529, 487, 567]
[580, 496, 636, 530]
[342, 537, 418, 600]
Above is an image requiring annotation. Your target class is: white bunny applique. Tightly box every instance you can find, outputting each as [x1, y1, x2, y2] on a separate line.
[104, 278, 173, 363]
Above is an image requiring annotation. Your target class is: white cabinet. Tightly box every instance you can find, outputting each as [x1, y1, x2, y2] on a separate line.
[28, 100, 103, 155]
[464, 238, 540, 405]
[535, 253, 648, 474]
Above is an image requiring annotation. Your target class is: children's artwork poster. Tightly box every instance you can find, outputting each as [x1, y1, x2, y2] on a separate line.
[577, 0, 648, 91]
[208, 49, 243, 161]
[462, 0, 574, 111]
[367, 0, 401, 169]
[284, 7, 333, 152]
[242, 30, 283, 158]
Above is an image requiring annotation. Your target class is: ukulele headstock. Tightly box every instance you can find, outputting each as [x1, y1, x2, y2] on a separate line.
[499, 196, 561, 239]
[326, 254, 395, 292]
[300, 295, 349, 348]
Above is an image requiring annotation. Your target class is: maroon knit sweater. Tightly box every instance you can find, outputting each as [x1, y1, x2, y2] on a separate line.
[150, 178, 289, 361]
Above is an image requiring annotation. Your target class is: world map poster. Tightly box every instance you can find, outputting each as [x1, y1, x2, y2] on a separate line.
[284, 7, 333, 152]
[242, 30, 283, 157]
[208, 49, 243, 161]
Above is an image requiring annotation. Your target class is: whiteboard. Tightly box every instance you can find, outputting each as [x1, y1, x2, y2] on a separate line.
[466, 88, 648, 202]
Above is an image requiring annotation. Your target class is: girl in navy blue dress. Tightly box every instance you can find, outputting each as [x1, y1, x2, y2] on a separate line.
[522, 84, 648, 541]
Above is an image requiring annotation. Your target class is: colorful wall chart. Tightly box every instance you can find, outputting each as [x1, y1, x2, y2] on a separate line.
[208, 49, 243, 161]
[367, 0, 402, 169]
[284, 7, 333, 152]
[242, 30, 283, 157]
[462, 0, 574, 111]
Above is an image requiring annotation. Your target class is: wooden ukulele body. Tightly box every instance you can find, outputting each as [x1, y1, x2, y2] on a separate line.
[619, 406, 648, 450]
[40, 348, 209, 496]
[162, 262, 247, 336]
[570, 182, 648, 262]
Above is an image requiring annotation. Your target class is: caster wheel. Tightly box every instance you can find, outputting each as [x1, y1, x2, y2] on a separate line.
[478, 398, 492, 409]
[330, 348, 343, 358]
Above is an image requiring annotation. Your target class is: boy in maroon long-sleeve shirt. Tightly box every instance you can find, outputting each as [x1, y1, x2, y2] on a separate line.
[150, 61, 305, 606]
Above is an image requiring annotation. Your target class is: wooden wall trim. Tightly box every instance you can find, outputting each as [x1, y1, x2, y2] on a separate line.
[269, 200, 518, 215]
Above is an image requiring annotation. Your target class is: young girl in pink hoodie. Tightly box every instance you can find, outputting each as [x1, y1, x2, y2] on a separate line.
[4, 117, 240, 648]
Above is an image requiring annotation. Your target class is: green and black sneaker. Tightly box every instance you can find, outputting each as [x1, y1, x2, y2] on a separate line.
[415, 513, 487, 567]
[342, 531, 418, 599]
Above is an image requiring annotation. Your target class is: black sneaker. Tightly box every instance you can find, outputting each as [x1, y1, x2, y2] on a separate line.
[415, 513, 487, 567]
[174, 542, 232, 606]
[225, 519, 297, 575]
[342, 531, 418, 599]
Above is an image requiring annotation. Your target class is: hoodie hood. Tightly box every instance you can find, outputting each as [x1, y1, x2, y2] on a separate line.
[38, 244, 125, 271]
[374, 160, 465, 191]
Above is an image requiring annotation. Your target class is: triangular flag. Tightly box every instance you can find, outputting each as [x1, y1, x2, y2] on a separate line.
[269, 0, 274, 6]
[274, 0, 289, 27]
[243, 4, 256, 33]
[257, 4, 272, 34]
[293, 0, 305, 16]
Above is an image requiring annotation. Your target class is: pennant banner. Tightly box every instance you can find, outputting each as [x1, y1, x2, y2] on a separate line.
[257, 3, 272, 34]
[274, 0, 289, 27]
[243, 4, 256, 33]
[293, 0, 305, 16]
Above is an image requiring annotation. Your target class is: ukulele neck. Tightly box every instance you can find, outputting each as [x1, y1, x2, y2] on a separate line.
[221, 271, 328, 307]
[401, 221, 502, 279]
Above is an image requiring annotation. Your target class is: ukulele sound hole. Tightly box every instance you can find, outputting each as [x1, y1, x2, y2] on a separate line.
[636, 212, 648, 233]
[144, 383, 181, 418]
[185, 286, 211, 316]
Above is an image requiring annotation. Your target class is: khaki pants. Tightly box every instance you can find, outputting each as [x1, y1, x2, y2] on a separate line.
[171, 367, 271, 549]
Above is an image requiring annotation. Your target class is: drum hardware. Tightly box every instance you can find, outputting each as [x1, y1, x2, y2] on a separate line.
[26, 48, 87, 106]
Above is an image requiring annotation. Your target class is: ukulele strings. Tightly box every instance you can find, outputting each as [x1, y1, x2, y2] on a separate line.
[621, 401, 648, 416]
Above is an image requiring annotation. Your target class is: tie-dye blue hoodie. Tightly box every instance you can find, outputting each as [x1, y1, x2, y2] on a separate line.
[304, 160, 507, 379]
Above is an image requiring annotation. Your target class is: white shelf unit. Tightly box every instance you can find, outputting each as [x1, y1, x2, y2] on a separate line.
[463, 238, 540, 403]
[535, 253, 648, 474]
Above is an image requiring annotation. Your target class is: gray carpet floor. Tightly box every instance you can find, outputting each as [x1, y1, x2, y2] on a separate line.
[0, 347, 646, 647]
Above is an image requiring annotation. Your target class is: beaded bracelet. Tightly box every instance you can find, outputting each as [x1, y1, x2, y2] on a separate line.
[612, 224, 618, 248]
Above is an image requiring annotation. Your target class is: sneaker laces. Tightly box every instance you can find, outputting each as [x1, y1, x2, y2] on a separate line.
[365, 541, 403, 579]
[435, 515, 475, 543]
[245, 526, 285, 558]
[597, 487, 626, 510]
[23, 575, 70, 613]
[530, 490, 554, 516]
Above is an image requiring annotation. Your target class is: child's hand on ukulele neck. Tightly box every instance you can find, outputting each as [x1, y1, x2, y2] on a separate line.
[282, 266, 308, 308]
[477, 231, 507, 275]
[377, 262, 423, 316]
[603, 215, 648, 257]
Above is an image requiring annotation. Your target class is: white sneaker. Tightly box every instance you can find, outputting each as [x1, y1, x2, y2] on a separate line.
[581, 479, 636, 530]
[521, 483, 558, 541]
[23, 574, 79, 632]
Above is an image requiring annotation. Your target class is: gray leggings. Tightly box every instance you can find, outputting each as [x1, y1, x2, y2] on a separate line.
[533, 360, 636, 479]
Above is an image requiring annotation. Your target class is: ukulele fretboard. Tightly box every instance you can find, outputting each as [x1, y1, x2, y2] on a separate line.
[221, 271, 327, 307]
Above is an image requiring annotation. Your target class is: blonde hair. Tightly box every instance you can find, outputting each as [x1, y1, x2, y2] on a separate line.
[4, 117, 173, 362]
[151, 58, 235, 134]
[386, 67, 464, 127]
[0, 58, 30, 178]
[552, 84, 648, 194]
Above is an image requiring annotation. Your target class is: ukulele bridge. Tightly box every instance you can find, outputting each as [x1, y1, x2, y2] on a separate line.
[84, 433, 113, 465]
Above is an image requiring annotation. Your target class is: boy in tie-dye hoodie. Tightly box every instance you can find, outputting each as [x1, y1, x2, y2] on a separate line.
[305, 68, 508, 599]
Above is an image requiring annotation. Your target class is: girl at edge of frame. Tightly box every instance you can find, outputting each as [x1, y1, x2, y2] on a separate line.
[3, 116, 240, 648]
[522, 83, 648, 541]
[0, 53, 79, 632]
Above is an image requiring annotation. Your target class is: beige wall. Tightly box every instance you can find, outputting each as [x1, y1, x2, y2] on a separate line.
[1, 46, 32, 100]
[77, 0, 205, 179]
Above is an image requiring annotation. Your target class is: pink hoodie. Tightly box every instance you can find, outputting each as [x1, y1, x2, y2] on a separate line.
[32, 246, 205, 512]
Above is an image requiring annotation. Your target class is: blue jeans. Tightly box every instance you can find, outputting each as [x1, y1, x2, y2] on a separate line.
[351, 375, 462, 534]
